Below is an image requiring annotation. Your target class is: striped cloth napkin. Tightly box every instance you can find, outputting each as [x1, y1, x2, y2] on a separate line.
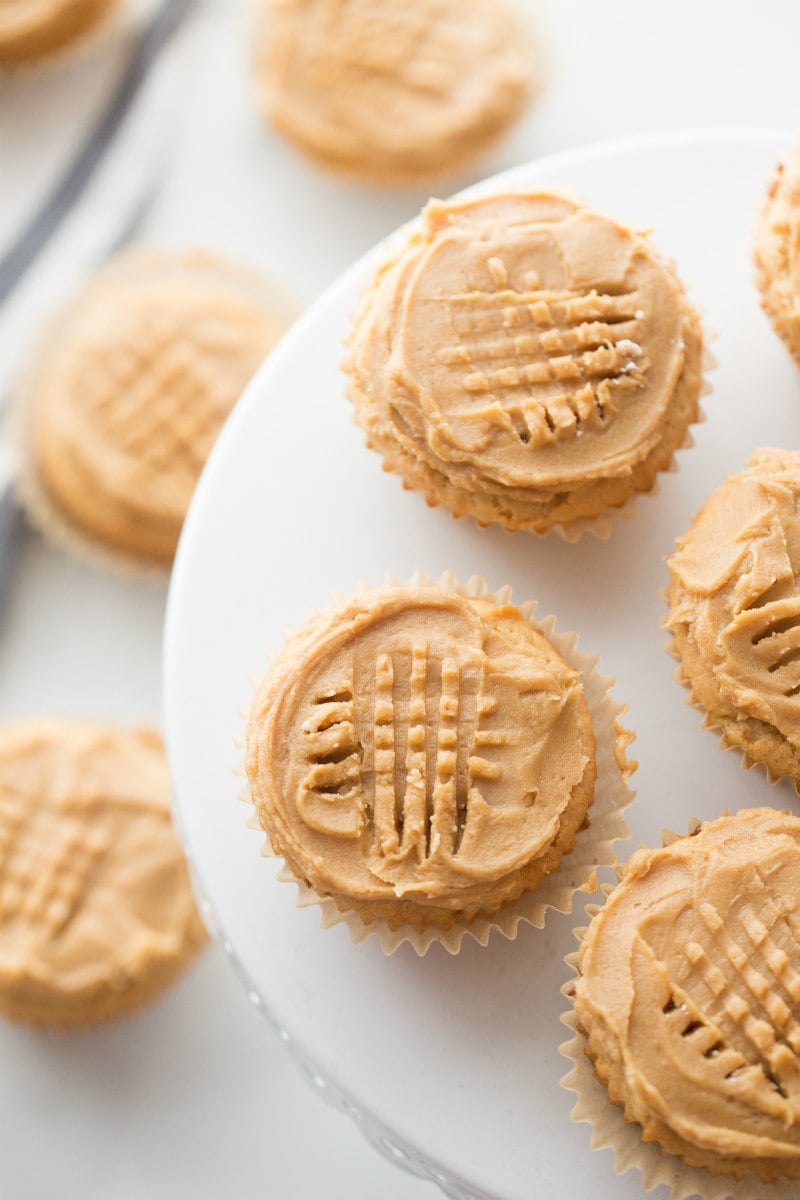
[0, 0, 203, 615]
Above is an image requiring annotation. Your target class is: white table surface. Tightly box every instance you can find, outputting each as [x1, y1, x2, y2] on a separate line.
[4, 2, 800, 1198]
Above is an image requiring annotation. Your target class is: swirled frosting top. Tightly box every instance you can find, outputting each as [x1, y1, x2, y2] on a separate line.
[246, 587, 595, 908]
[575, 808, 800, 1166]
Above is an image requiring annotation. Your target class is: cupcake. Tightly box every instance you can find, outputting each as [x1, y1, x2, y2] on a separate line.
[0, 720, 206, 1026]
[17, 248, 285, 567]
[568, 808, 800, 1186]
[252, 0, 532, 185]
[0, 0, 117, 66]
[245, 575, 634, 952]
[346, 192, 705, 538]
[755, 145, 800, 363]
[666, 448, 800, 787]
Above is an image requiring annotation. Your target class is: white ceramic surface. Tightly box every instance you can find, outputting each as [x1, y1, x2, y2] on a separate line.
[164, 131, 800, 1200]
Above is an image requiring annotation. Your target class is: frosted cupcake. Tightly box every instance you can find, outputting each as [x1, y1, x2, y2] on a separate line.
[666, 448, 800, 787]
[756, 144, 800, 363]
[568, 808, 800, 1187]
[346, 192, 705, 538]
[245, 575, 634, 952]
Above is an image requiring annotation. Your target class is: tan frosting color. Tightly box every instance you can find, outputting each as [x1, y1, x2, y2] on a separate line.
[27, 248, 284, 563]
[0, 0, 117, 65]
[254, 0, 531, 184]
[0, 720, 206, 1026]
[667, 448, 800, 784]
[347, 192, 704, 532]
[574, 809, 800, 1182]
[755, 146, 800, 362]
[247, 585, 596, 932]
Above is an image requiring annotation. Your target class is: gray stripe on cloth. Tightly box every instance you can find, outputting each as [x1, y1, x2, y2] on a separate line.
[0, 477, 22, 627]
[0, 0, 198, 307]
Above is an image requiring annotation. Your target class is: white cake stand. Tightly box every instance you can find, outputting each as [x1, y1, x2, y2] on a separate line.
[164, 131, 799, 1200]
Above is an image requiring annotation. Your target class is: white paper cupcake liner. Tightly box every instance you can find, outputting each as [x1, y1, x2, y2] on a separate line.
[238, 568, 635, 956]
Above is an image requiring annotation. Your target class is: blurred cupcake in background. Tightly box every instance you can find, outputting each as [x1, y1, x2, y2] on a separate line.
[252, 0, 534, 185]
[14, 247, 287, 569]
[756, 142, 800, 364]
[0, 719, 206, 1027]
[0, 0, 120, 66]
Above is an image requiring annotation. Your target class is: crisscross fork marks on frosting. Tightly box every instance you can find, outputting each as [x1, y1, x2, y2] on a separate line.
[300, 643, 507, 863]
[651, 880, 800, 1104]
[438, 287, 645, 448]
[84, 317, 230, 476]
[748, 598, 800, 699]
[0, 800, 110, 938]
[365, 643, 503, 863]
[301, 687, 362, 798]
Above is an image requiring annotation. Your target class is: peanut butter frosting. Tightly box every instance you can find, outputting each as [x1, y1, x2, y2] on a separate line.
[667, 449, 800, 785]
[254, 0, 531, 184]
[756, 146, 800, 363]
[0, 0, 117, 65]
[26, 248, 284, 564]
[0, 720, 206, 1026]
[574, 809, 800, 1182]
[346, 192, 704, 533]
[246, 585, 596, 932]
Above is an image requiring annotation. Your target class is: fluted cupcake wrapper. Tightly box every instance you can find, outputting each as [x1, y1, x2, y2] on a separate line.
[238, 568, 635, 956]
[559, 829, 800, 1200]
[355, 382, 710, 545]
